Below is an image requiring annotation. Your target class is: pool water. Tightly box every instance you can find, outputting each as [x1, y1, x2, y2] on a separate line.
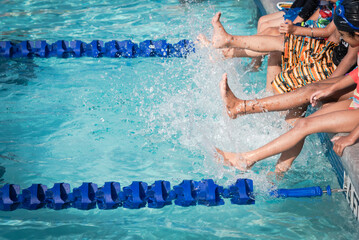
[0, 0, 358, 239]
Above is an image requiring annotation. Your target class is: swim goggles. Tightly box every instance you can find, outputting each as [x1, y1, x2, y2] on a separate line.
[336, 0, 359, 30]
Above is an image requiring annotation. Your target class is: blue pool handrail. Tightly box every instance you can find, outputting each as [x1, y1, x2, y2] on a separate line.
[0, 39, 195, 59]
[0, 179, 255, 211]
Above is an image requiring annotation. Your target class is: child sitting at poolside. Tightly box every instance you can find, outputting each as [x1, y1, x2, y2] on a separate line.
[217, 65, 359, 172]
[257, 0, 320, 34]
[198, 7, 357, 93]
[216, 0, 359, 173]
[252, 0, 324, 71]
[198, 0, 357, 131]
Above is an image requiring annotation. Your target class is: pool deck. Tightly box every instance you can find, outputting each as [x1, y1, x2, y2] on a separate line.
[254, 0, 359, 220]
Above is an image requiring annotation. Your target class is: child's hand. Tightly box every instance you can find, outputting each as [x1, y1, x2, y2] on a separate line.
[279, 20, 296, 34]
[331, 135, 356, 156]
[310, 88, 331, 107]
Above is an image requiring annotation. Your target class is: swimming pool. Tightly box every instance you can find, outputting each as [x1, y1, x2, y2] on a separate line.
[0, 0, 359, 239]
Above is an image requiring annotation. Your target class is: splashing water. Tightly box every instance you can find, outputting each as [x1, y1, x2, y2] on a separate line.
[0, 0, 359, 239]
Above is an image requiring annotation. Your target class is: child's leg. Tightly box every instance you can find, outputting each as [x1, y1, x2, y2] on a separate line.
[266, 51, 282, 91]
[275, 139, 305, 173]
[219, 74, 350, 119]
[258, 16, 285, 33]
[197, 34, 269, 58]
[201, 27, 280, 60]
[257, 11, 285, 33]
[272, 76, 345, 174]
[249, 27, 282, 71]
[211, 12, 285, 51]
[218, 100, 356, 170]
[223, 48, 268, 58]
[274, 104, 309, 173]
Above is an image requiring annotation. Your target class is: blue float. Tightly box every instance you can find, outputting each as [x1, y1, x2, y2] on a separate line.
[46, 183, 71, 210]
[85, 40, 105, 58]
[173, 180, 197, 207]
[96, 182, 122, 209]
[195, 179, 224, 206]
[105, 40, 121, 58]
[118, 40, 138, 58]
[146, 180, 174, 208]
[0, 39, 195, 59]
[0, 41, 15, 58]
[70, 40, 86, 57]
[153, 40, 169, 57]
[121, 181, 148, 209]
[270, 186, 332, 198]
[20, 184, 48, 210]
[71, 182, 98, 210]
[170, 39, 195, 57]
[0, 184, 20, 211]
[223, 179, 255, 205]
[139, 40, 153, 57]
[51, 40, 73, 58]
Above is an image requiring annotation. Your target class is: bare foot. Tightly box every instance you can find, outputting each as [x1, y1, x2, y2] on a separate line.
[197, 34, 211, 47]
[221, 48, 238, 59]
[197, 34, 237, 60]
[275, 160, 292, 173]
[219, 73, 246, 119]
[215, 148, 253, 171]
[211, 12, 233, 48]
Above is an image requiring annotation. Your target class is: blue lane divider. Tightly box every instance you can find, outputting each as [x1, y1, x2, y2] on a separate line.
[0, 179, 254, 211]
[0, 180, 336, 211]
[0, 39, 195, 58]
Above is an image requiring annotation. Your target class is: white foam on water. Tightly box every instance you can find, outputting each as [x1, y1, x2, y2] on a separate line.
[138, 33, 287, 195]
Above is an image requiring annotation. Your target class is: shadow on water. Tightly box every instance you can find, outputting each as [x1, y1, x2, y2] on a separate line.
[0, 165, 5, 183]
[0, 58, 38, 86]
[0, 28, 38, 86]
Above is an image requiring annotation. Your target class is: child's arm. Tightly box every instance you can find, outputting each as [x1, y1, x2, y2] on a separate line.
[297, 0, 320, 21]
[330, 45, 359, 78]
[310, 71, 357, 106]
[292, 16, 304, 24]
[279, 20, 336, 38]
[332, 122, 359, 156]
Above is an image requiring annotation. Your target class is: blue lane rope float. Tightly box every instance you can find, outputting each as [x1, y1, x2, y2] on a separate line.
[0, 179, 255, 211]
[269, 185, 341, 198]
[0, 39, 195, 59]
[0, 179, 341, 211]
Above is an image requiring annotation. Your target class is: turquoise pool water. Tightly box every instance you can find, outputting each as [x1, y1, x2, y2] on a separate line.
[0, 0, 358, 239]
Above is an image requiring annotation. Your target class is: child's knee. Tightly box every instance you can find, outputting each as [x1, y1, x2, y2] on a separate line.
[257, 15, 266, 26]
[294, 118, 311, 131]
[258, 21, 269, 32]
[310, 82, 325, 91]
